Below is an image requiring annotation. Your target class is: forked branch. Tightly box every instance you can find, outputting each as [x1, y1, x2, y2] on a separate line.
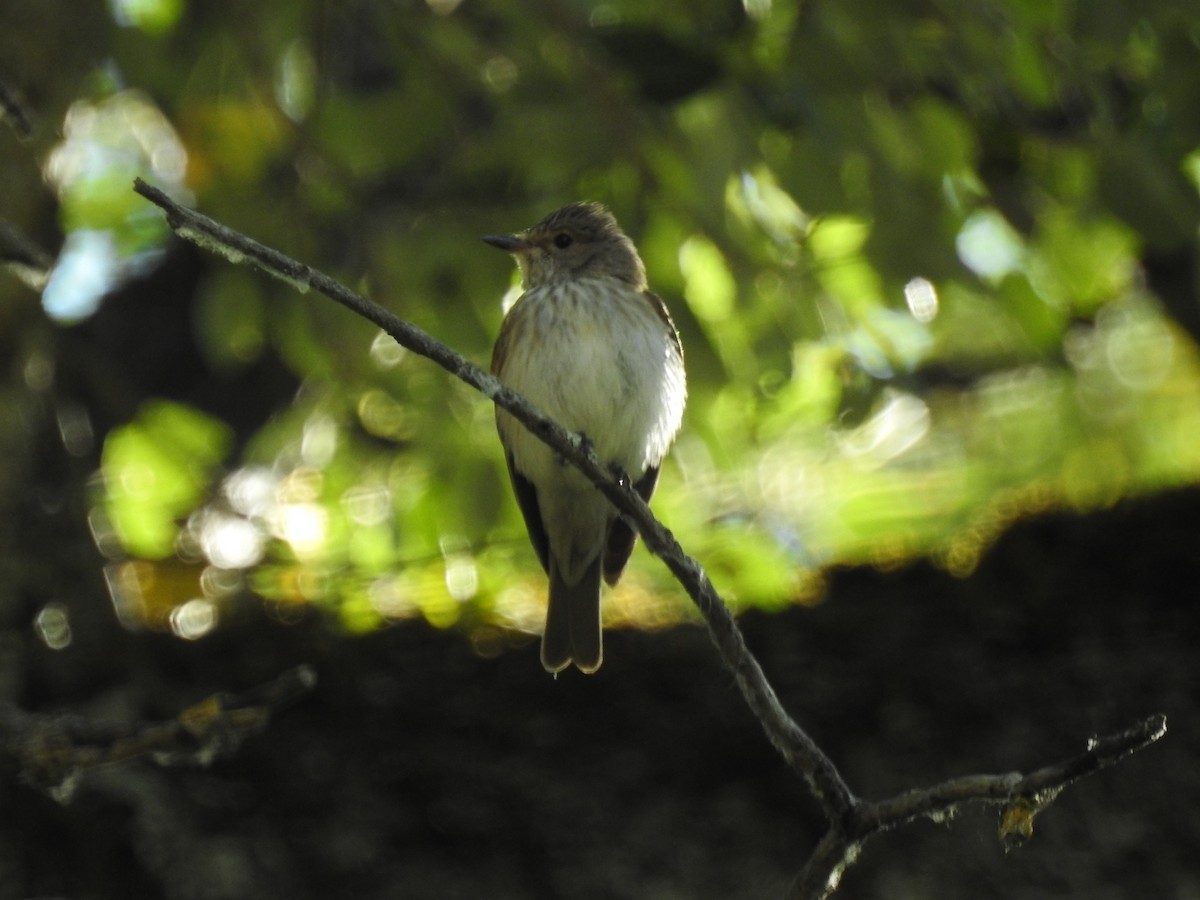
[132, 179, 1166, 898]
[0, 665, 317, 802]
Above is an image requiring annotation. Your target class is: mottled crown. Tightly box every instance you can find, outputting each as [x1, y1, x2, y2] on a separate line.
[521, 202, 646, 288]
[530, 202, 621, 240]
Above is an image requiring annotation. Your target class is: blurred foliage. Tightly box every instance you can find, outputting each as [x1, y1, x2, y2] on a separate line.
[3, 0, 1200, 648]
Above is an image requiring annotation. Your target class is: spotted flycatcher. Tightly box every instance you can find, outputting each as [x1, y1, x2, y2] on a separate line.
[485, 203, 687, 673]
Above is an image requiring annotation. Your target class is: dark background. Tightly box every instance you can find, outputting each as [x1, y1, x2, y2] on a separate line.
[4, 488, 1195, 898]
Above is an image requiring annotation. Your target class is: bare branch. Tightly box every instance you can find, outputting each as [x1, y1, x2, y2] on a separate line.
[862, 712, 1166, 835]
[788, 829, 862, 900]
[0, 77, 33, 139]
[0, 219, 53, 289]
[0, 665, 317, 802]
[131, 179, 1168, 895]
[131, 177, 856, 818]
[790, 714, 1168, 900]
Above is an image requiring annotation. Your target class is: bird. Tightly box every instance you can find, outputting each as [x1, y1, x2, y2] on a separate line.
[485, 203, 687, 674]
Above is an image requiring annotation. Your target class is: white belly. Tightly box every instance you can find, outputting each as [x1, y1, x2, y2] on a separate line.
[494, 278, 686, 581]
[496, 278, 686, 482]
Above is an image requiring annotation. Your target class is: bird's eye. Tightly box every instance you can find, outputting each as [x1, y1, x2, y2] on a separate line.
[553, 232, 573, 249]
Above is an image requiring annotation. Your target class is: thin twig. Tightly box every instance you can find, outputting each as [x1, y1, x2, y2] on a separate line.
[0, 219, 53, 288]
[0, 77, 34, 139]
[860, 712, 1166, 835]
[0, 665, 318, 802]
[790, 714, 1168, 900]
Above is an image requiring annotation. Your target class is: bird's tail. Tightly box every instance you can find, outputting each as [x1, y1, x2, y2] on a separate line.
[542, 555, 603, 674]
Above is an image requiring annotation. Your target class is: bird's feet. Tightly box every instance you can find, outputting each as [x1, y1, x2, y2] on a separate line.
[558, 432, 631, 489]
[608, 462, 632, 490]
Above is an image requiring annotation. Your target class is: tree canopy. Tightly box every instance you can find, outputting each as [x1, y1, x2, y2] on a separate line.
[6, 0, 1199, 642]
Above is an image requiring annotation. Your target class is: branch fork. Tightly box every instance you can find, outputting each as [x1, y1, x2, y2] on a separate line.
[129, 178, 1167, 899]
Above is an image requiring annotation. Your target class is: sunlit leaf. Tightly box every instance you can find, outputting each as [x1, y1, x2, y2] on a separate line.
[1028, 211, 1137, 315]
[102, 402, 233, 559]
[679, 234, 736, 322]
[31, 0, 1200, 643]
[110, 0, 184, 35]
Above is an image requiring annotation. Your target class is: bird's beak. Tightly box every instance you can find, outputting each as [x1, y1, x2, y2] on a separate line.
[483, 233, 531, 254]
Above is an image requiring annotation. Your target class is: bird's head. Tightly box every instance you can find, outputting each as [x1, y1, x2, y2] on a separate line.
[484, 202, 646, 290]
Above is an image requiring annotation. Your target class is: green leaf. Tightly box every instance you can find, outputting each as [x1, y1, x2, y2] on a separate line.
[102, 402, 233, 559]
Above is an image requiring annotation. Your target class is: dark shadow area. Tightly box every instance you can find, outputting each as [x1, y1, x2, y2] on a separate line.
[3, 488, 1194, 899]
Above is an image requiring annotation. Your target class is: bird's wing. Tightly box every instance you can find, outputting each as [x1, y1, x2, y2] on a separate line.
[505, 452, 550, 575]
[601, 465, 660, 586]
[643, 290, 683, 361]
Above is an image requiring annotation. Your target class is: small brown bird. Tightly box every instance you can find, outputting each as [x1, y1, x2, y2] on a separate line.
[486, 203, 687, 673]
